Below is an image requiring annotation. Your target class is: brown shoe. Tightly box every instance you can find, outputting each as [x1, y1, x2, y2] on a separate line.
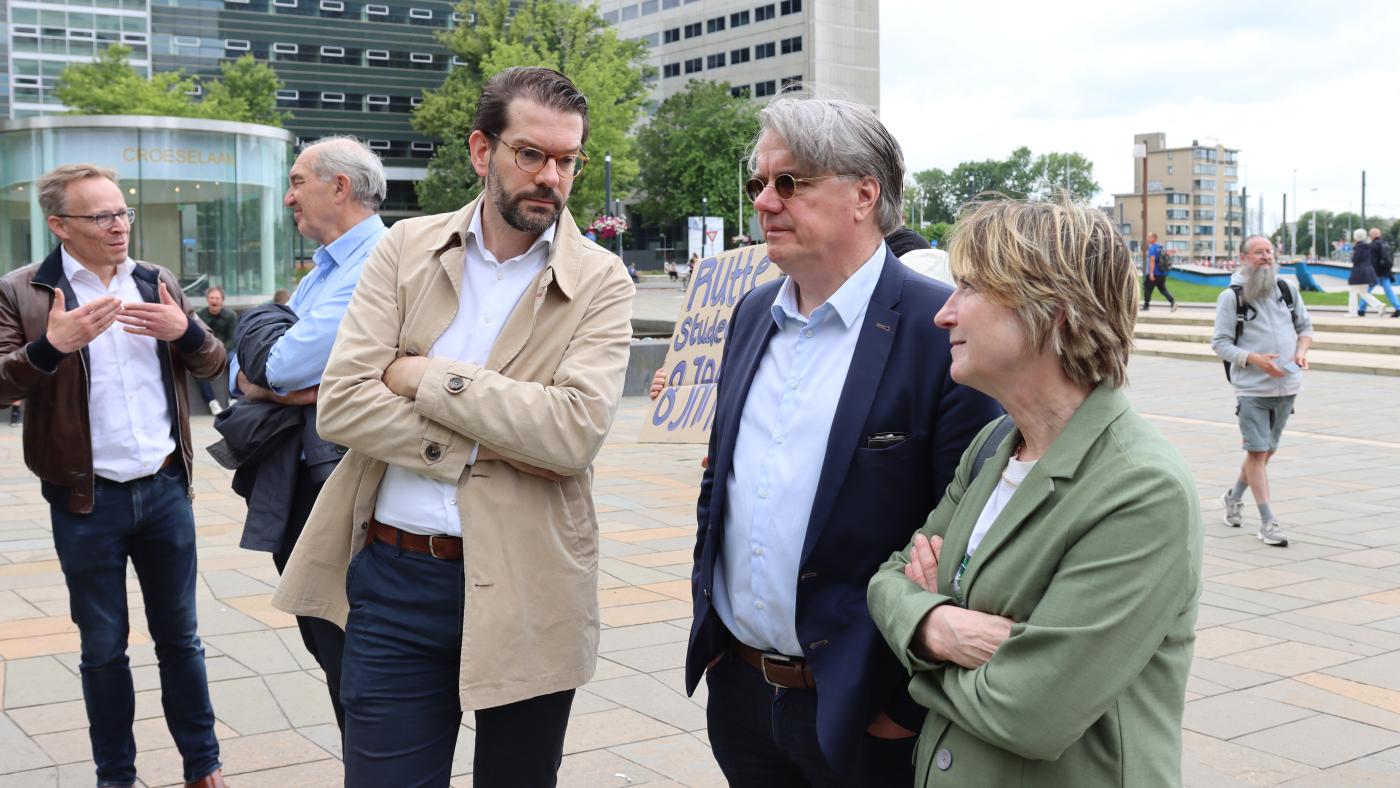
[186, 769, 226, 788]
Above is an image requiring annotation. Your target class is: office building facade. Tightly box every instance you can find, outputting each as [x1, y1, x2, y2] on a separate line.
[1113, 132, 1244, 264]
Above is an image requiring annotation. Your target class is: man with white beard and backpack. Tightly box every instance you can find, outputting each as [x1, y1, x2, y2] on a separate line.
[1211, 235, 1313, 547]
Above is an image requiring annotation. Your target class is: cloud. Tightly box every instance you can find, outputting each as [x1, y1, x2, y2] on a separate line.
[881, 0, 1400, 225]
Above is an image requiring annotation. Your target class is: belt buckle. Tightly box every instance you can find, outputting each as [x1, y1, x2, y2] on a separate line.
[760, 652, 795, 688]
[427, 535, 452, 559]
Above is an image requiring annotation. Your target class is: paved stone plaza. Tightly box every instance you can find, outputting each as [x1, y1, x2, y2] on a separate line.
[2, 352, 1400, 787]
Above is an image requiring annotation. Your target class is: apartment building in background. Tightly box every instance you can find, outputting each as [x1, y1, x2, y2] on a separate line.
[597, 0, 879, 111]
[3, 0, 457, 218]
[1113, 132, 1244, 264]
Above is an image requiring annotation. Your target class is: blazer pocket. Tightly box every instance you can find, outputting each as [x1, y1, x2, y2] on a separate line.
[852, 433, 926, 468]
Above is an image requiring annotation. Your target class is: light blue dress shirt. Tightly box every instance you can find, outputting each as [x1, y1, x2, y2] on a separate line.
[231, 213, 386, 394]
[712, 242, 887, 656]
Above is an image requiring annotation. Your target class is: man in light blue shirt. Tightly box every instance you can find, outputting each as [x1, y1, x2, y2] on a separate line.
[233, 136, 387, 735]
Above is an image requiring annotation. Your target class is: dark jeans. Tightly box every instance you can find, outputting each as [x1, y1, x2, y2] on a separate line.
[46, 463, 221, 787]
[341, 538, 575, 788]
[1143, 275, 1175, 307]
[271, 466, 346, 735]
[196, 378, 216, 405]
[704, 651, 915, 788]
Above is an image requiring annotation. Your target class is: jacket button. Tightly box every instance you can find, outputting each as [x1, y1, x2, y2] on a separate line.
[935, 748, 952, 771]
[447, 376, 465, 393]
[425, 444, 442, 461]
[335, 445, 348, 454]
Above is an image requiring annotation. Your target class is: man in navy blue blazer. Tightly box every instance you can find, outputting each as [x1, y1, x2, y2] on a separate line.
[684, 97, 1001, 785]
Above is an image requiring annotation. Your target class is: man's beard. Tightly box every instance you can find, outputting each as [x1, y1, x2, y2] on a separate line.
[487, 156, 563, 235]
[1242, 261, 1278, 306]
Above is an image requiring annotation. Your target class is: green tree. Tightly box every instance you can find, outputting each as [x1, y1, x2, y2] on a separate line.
[909, 168, 957, 224]
[1030, 151, 1099, 201]
[201, 55, 290, 127]
[412, 0, 650, 218]
[55, 46, 287, 126]
[633, 80, 758, 228]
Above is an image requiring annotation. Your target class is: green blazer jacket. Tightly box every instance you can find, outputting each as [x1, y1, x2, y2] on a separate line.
[868, 385, 1202, 787]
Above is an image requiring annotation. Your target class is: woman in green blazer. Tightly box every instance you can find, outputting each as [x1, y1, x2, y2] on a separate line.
[868, 198, 1203, 787]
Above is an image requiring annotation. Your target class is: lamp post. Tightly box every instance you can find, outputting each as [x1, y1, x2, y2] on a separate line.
[701, 194, 708, 258]
[1310, 187, 1317, 259]
[604, 151, 612, 224]
[737, 157, 745, 245]
[1290, 169, 1297, 258]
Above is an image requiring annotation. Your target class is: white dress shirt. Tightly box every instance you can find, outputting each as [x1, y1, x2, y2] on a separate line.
[61, 247, 176, 482]
[373, 203, 555, 536]
[712, 243, 887, 656]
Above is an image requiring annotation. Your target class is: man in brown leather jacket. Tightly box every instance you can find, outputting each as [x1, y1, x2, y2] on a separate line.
[0, 164, 228, 788]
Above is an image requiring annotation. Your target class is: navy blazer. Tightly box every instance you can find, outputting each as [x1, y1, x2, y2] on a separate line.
[684, 250, 1003, 773]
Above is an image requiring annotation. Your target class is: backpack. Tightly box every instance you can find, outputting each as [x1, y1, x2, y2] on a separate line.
[1224, 280, 1295, 382]
[1378, 240, 1395, 275]
[1157, 248, 1172, 272]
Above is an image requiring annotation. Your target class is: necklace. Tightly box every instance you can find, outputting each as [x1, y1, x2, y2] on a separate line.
[1001, 442, 1027, 487]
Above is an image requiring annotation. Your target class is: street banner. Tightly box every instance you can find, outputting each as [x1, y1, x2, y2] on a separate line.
[641, 244, 781, 444]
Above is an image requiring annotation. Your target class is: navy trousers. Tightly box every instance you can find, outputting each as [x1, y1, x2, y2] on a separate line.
[340, 537, 575, 787]
[704, 651, 915, 788]
[46, 463, 221, 787]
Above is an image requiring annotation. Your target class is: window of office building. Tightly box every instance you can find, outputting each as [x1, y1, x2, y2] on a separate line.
[664, 27, 680, 43]
[1194, 179, 1215, 191]
[756, 3, 776, 21]
[781, 35, 802, 53]
[1195, 195, 1216, 206]
[731, 10, 750, 26]
[366, 49, 389, 62]
[365, 4, 389, 17]
[1165, 224, 1190, 236]
[1193, 163, 1217, 175]
[663, 62, 680, 78]
[684, 57, 702, 74]
[731, 47, 750, 63]
[707, 52, 725, 68]
[664, 0, 680, 7]
[731, 85, 751, 98]
[685, 22, 702, 38]
[1195, 209, 1216, 220]
[780, 0, 802, 14]
[320, 45, 345, 58]
[755, 80, 777, 97]
[621, 4, 639, 21]
[1165, 209, 1189, 220]
[1194, 240, 1215, 251]
[642, 0, 658, 14]
[782, 75, 803, 90]
[1165, 193, 1189, 205]
[1195, 225, 1215, 236]
[707, 17, 726, 33]
[755, 42, 775, 58]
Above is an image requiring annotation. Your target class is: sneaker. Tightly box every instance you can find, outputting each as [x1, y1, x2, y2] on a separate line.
[208, 400, 223, 416]
[1221, 492, 1243, 527]
[1257, 520, 1289, 547]
[1170, 301, 1179, 313]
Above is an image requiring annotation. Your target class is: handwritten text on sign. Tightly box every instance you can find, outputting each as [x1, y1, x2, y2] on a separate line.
[640, 244, 782, 443]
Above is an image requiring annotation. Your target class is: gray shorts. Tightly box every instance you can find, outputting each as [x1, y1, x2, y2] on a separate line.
[1237, 395, 1296, 452]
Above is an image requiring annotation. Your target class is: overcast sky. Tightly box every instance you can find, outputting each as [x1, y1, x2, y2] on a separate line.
[879, 0, 1400, 232]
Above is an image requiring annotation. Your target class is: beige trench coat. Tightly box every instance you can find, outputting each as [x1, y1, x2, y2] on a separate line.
[272, 198, 635, 710]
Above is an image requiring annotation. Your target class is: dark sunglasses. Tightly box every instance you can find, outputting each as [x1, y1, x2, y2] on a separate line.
[744, 172, 856, 203]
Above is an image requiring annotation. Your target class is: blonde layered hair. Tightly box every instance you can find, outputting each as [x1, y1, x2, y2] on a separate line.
[947, 197, 1137, 389]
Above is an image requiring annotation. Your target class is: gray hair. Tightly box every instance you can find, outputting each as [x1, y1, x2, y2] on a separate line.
[1353, 228, 1368, 243]
[1241, 234, 1271, 255]
[749, 97, 905, 234]
[38, 163, 119, 217]
[302, 136, 386, 210]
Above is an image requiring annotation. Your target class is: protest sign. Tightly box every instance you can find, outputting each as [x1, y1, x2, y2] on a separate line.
[640, 244, 781, 444]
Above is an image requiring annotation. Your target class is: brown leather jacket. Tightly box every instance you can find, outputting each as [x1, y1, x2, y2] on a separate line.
[0, 246, 227, 513]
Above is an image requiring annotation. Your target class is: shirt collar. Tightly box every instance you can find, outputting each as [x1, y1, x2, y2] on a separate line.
[770, 241, 888, 330]
[314, 213, 386, 269]
[61, 244, 134, 284]
[466, 199, 556, 265]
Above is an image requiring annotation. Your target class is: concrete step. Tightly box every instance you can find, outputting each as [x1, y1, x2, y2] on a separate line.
[1134, 324, 1400, 355]
[1132, 338, 1400, 376]
[1137, 305, 1400, 336]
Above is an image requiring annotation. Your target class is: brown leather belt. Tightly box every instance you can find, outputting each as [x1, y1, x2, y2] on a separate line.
[367, 518, 463, 560]
[734, 642, 815, 690]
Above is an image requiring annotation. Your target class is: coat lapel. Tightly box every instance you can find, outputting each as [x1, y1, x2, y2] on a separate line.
[954, 385, 1131, 598]
[799, 252, 903, 565]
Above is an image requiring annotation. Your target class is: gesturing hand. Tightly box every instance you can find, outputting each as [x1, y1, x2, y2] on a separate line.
[45, 290, 121, 353]
[116, 282, 189, 341]
[904, 533, 943, 592]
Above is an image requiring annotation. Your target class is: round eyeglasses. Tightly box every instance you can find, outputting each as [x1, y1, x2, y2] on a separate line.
[744, 173, 857, 203]
[489, 133, 589, 178]
[54, 207, 136, 230]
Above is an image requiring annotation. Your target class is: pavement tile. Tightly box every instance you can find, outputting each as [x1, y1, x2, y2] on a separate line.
[584, 674, 706, 731]
[1273, 578, 1391, 603]
[1183, 692, 1316, 739]
[206, 677, 290, 735]
[1216, 641, 1361, 677]
[135, 730, 330, 787]
[602, 642, 688, 674]
[1232, 715, 1400, 769]
[2, 657, 82, 709]
[223, 757, 342, 787]
[262, 672, 337, 729]
[204, 631, 301, 676]
[1321, 651, 1400, 694]
[1250, 678, 1400, 733]
[555, 748, 663, 787]
[598, 622, 691, 654]
[0, 712, 54, 774]
[611, 733, 727, 788]
[561, 709, 681, 755]
[599, 600, 693, 627]
[598, 587, 669, 608]
[1193, 627, 1285, 660]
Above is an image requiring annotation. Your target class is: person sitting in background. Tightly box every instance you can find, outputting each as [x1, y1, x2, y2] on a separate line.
[195, 285, 237, 414]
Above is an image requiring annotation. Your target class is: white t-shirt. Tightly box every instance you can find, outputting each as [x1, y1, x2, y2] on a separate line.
[967, 454, 1038, 556]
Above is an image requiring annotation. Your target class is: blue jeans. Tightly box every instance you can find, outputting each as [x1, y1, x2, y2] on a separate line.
[45, 463, 221, 787]
[1372, 276, 1400, 310]
[341, 538, 574, 787]
[704, 651, 916, 787]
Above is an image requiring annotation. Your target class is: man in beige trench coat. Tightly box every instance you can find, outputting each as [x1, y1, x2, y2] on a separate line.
[271, 66, 635, 787]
